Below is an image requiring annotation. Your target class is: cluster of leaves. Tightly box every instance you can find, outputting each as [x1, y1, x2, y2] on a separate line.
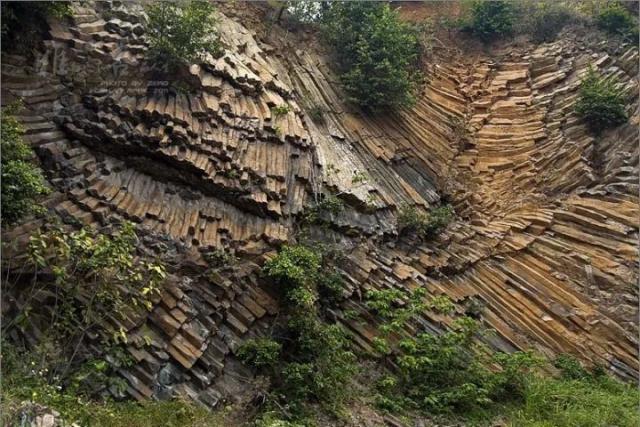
[145, 1, 222, 72]
[397, 203, 454, 239]
[271, 104, 291, 118]
[1, 103, 50, 226]
[238, 245, 356, 421]
[464, 0, 515, 42]
[322, 2, 422, 111]
[202, 247, 236, 268]
[4, 222, 166, 395]
[596, 2, 638, 40]
[1, 1, 71, 54]
[364, 289, 541, 415]
[575, 67, 628, 134]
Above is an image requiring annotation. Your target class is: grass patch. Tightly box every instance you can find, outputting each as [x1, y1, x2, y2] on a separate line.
[505, 375, 639, 427]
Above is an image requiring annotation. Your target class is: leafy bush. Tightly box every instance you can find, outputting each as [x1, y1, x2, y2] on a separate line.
[366, 286, 541, 414]
[145, 1, 222, 71]
[322, 2, 421, 111]
[397, 203, 453, 239]
[1, 103, 49, 226]
[241, 245, 356, 420]
[575, 67, 628, 134]
[597, 2, 638, 40]
[3, 222, 166, 394]
[466, 1, 515, 41]
[238, 338, 282, 369]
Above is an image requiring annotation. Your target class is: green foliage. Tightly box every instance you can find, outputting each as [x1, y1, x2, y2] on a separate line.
[397, 203, 454, 239]
[242, 245, 356, 421]
[553, 353, 592, 380]
[238, 338, 282, 369]
[378, 316, 541, 414]
[322, 2, 421, 111]
[575, 67, 628, 134]
[271, 104, 291, 118]
[1, 2, 71, 54]
[597, 2, 638, 40]
[519, 1, 576, 43]
[507, 374, 640, 427]
[145, 1, 222, 71]
[203, 247, 236, 267]
[264, 245, 322, 290]
[284, 0, 324, 25]
[1, 341, 223, 427]
[4, 222, 166, 395]
[466, 1, 515, 41]
[1, 103, 49, 226]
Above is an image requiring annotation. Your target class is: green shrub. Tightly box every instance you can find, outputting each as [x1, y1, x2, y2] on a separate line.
[397, 203, 453, 239]
[322, 2, 421, 111]
[264, 245, 321, 290]
[466, 1, 515, 41]
[237, 338, 282, 369]
[575, 67, 628, 134]
[145, 1, 222, 71]
[243, 245, 356, 420]
[553, 353, 591, 380]
[597, 2, 638, 40]
[1, 104, 49, 226]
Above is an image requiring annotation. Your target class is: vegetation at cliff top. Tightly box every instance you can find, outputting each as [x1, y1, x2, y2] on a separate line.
[322, 2, 422, 111]
[145, 0, 222, 71]
[596, 2, 639, 40]
[1, 102, 49, 226]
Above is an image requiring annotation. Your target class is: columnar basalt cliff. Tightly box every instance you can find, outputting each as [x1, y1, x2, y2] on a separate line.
[2, 1, 638, 409]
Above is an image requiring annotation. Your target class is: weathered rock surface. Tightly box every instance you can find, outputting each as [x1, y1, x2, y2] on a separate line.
[2, 1, 637, 409]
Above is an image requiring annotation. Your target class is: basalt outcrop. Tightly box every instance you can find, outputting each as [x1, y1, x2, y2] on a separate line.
[2, 1, 638, 409]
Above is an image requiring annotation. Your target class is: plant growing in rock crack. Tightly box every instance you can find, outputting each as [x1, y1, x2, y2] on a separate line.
[145, 1, 223, 72]
[1, 102, 50, 226]
[271, 104, 291, 118]
[237, 245, 356, 422]
[575, 67, 628, 134]
[397, 203, 454, 239]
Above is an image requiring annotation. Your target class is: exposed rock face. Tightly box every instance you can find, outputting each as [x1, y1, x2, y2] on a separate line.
[2, 1, 637, 408]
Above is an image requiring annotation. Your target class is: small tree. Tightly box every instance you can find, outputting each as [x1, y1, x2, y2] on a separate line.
[322, 2, 421, 111]
[466, 0, 515, 42]
[575, 67, 628, 134]
[145, 1, 222, 71]
[1, 103, 49, 226]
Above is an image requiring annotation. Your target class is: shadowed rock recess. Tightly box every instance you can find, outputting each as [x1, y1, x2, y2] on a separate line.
[2, 1, 638, 408]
